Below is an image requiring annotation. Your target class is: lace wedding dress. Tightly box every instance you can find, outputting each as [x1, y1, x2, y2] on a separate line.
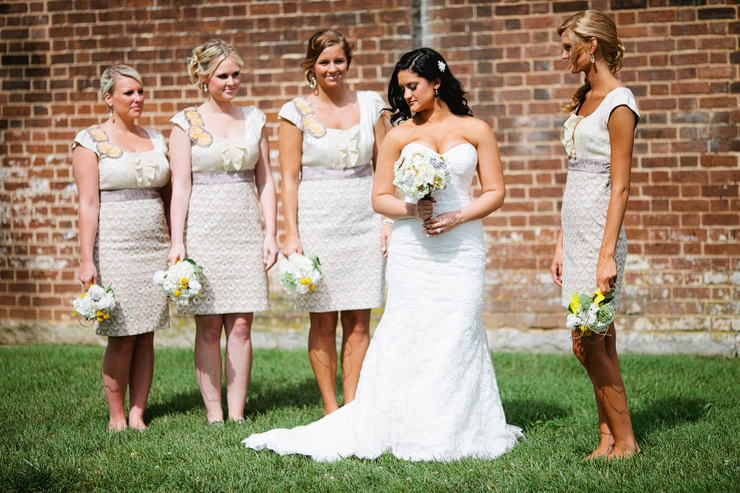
[242, 142, 522, 462]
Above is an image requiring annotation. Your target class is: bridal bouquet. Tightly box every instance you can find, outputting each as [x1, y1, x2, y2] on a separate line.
[392, 149, 451, 199]
[279, 253, 322, 295]
[565, 289, 616, 337]
[73, 284, 116, 322]
[153, 259, 203, 306]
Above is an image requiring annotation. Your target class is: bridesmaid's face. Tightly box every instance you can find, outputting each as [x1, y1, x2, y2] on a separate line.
[206, 57, 241, 102]
[560, 30, 590, 74]
[397, 69, 438, 113]
[313, 44, 349, 89]
[105, 76, 144, 120]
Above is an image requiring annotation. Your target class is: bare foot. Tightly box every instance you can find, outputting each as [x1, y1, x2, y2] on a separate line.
[585, 435, 615, 461]
[608, 445, 641, 459]
[108, 420, 128, 432]
[128, 419, 148, 431]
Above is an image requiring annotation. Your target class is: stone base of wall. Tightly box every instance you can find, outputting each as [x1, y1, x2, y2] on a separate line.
[3, 320, 738, 357]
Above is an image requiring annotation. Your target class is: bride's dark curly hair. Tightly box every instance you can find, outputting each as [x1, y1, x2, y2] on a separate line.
[386, 47, 472, 125]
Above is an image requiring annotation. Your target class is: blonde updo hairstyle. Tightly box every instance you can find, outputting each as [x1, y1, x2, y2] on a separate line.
[187, 39, 244, 90]
[300, 30, 353, 85]
[99, 65, 143, 100]
[558, 10, 625, 112]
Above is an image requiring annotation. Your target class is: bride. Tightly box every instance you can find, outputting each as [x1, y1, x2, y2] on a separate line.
[242, 48, 522, 462]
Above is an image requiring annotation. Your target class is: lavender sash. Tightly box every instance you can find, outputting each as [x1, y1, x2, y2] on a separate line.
[568, 157, 610, 174]
[301, 164, 372, 181]
[100, 188, 160, 203]
[192, 169, 255, 184]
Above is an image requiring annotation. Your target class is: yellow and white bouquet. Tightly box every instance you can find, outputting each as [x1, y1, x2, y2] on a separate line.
[279, 253, 322, 295]
[566, 289, 616, 337]
[153, 259, 203, 306]
[73, 284, 116, 323]
[392, 149, 451, 199]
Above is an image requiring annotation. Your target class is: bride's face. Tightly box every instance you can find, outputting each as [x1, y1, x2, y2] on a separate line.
[397, 69, 438, 113]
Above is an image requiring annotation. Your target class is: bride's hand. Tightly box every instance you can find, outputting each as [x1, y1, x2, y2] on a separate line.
[415, 197, 436, 221]
[424, 211, 462, 236]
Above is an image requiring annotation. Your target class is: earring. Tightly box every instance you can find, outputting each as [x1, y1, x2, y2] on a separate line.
[590, 54, 595, 64]
[434, 88, 439, 98]
[309, 75, 317, 90]
[202, 83, 208, 91]
[107, 105, 113, 117]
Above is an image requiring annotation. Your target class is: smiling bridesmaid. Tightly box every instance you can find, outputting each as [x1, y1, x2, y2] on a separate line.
[168, 39, 278, 425]
[279, 30, 388, 415]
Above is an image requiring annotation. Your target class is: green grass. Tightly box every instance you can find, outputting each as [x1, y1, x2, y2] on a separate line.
[1, 345, 739, 492]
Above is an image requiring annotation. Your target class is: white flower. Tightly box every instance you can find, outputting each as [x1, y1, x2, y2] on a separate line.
[279, 253, 322, 295]
[72, 284, 115, 322]
[152, 259, 204, 306]
[152, 270, 166, 286]
[437, 60, 446, 73]
[392, 149, 451, 199]
[565, 313, 581, 331]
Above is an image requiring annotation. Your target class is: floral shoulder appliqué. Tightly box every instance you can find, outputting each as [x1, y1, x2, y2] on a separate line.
[86, 125, 123, 159]
[293, 97, 326, 139]
[184, 107, 213, 148]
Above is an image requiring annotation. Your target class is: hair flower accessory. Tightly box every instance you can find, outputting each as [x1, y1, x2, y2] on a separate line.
[437, 60, 446, 73]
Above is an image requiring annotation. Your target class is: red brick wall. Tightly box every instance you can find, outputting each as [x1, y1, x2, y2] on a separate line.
[1, 1, 738, 341]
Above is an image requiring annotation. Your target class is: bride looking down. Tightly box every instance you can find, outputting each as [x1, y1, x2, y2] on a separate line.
[243, 47, 521, 462]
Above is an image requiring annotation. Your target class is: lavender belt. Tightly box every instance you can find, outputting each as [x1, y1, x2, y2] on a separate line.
[100, 188, 160, 202]
[568, 157, 611, 174]
[192, 169, 255, 184]
[301, 164, 372, 181]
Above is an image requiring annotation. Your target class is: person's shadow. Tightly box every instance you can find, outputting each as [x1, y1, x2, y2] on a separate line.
[631, 397, 710, 438]
[502, 399, 569, 431]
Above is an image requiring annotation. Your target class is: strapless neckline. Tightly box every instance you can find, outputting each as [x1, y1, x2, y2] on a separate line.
[404, 141, 476, 156]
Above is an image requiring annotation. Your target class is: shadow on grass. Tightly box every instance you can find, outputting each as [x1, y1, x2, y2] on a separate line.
[145, 378, 322, 421]
[502, 399, 569, 430]
[632, 397, 710, 437]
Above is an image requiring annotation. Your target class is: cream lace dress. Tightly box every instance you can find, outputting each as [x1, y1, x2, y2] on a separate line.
[170, 106, 270, 314]
[279, 91, 386, 312]
[73, 125, 170, 336]
[560, 87, 640, 310]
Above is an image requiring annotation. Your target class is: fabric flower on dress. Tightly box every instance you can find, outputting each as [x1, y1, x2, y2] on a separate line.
[220, 142, 247, 171]
[293, 98, 327, 138]
[327, 125, 360, 169]
[132, 155, 157, 187]
[561, 113, 584, 158]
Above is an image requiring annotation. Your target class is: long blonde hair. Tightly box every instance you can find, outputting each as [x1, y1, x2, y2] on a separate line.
[558, 10, 625, 112]
[187, 39, 244, 89]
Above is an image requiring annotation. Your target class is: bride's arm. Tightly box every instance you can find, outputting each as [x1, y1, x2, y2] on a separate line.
[423, 120, 505, 234]
[372, 129, 433, 220]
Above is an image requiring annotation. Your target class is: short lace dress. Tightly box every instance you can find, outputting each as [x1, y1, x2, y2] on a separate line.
[279, 91, 386, 312]
[73, 125, 170, 336]
[560, 87, 640, 310]
[170, 106, 270, 315]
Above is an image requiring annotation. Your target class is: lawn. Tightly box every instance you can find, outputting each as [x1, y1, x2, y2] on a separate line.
[1, 345, 738, 492]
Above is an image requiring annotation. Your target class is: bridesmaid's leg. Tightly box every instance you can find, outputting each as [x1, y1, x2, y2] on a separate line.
[308, 311, 340, 414]
[127, 332, 154, 430]
[339, 309, 371, 405]
[223, 313, 253, 421]
[194, 314, 225, 423]
[102, 335, 136, 431]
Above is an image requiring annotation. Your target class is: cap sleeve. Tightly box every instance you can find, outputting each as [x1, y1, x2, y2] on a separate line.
[169, 109, 190, 133]
[72, 127, 99, 155]
[603, 87, 640, 129]
[243, 106, 266, 141]
[363, 91, 386, 125]
[278, 99, 302, 129]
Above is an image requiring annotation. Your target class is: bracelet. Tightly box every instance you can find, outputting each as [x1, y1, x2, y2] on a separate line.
[382, 219, 394, 225]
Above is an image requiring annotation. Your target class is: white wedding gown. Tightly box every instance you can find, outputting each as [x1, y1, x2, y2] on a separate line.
[242, 142, 522, 462]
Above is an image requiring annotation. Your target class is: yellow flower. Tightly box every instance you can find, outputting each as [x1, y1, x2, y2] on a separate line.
[97, 317, 103, 322]
[197, 132, 213, 147]
[72, 311, 77, 316]
[103, 313, 110, 320]
[79, 293, 86, 298]
[308, 284, 315, 291]
[300, 278, 311, 285]
[569, 293, 580, 313]
[96, 310, 103, 317]
[173, 289, 181, 297]
[593, 289, 605, 306]
[188, 125, 203, 140]
[107, 145, 123, 158]
[181, 277, 188, 284]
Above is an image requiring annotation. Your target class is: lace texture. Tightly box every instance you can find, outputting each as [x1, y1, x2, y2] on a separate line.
[243, 143, 522, 462]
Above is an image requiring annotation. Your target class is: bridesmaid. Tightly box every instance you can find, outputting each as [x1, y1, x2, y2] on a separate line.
[280, 30, 389, 415]
[550, 10, 641, 459]
[169, 40, 279, 425]
[73, 65, 170, 431]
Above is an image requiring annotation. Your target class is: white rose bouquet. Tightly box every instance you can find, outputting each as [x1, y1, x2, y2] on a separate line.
[392, 149, 451, 199]
[565, 289, 616, 337]
[279, 253, 322, 295]
[153, 258, 203, 306]
[73, 284, 116, 323]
